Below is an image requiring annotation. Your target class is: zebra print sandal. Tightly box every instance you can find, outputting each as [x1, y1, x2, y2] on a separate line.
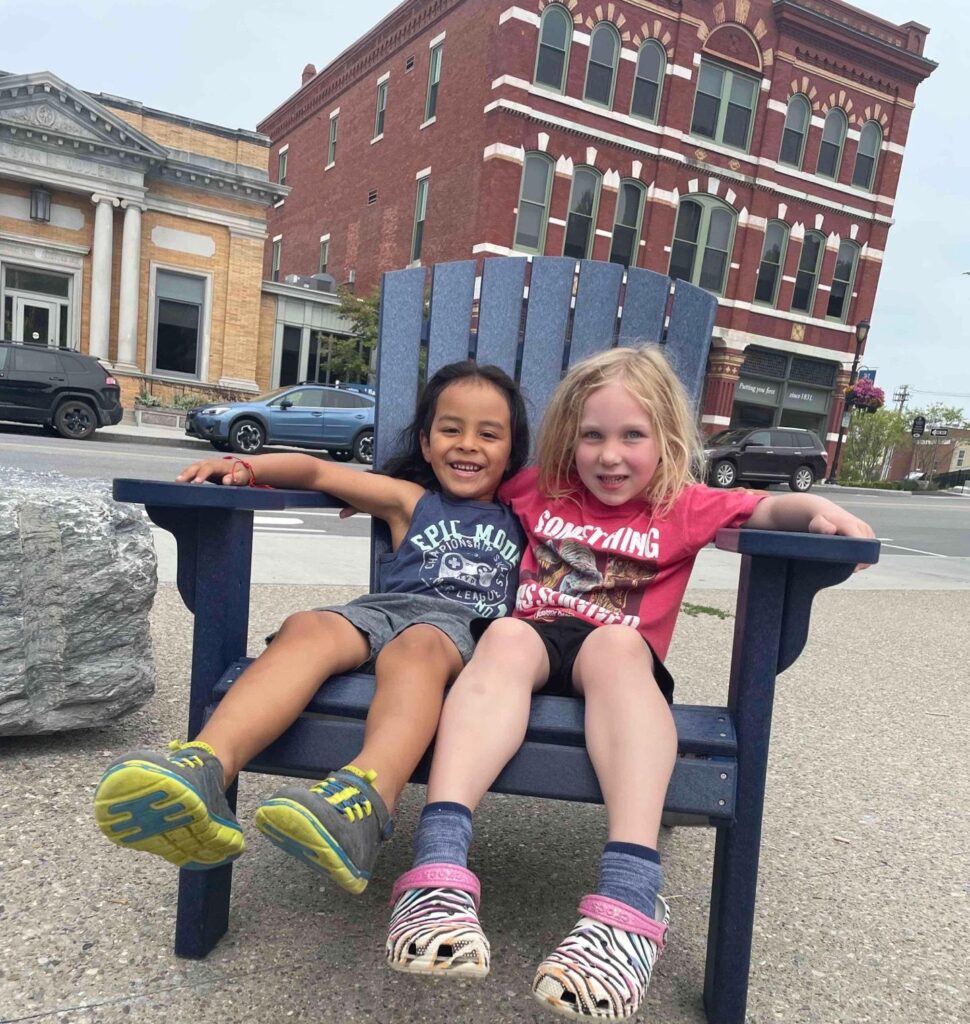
[532, 894, 669, 1020]
[385, 863, 490, 977]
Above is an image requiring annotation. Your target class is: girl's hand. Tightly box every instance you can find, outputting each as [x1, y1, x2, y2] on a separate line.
[176, 457, 251, 486]
[807, 507, 876, 571]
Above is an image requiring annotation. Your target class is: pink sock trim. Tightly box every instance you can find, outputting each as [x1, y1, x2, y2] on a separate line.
[391, 863, 481, 908]
[578, 895, 668, 948]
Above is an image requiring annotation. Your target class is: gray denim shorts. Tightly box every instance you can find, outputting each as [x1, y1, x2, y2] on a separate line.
[319, 592, 480, 668]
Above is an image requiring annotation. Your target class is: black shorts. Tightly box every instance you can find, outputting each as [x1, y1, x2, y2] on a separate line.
[473, 616, 674, 704]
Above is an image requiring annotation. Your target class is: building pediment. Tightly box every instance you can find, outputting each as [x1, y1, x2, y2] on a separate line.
[0, 71, 168, 162]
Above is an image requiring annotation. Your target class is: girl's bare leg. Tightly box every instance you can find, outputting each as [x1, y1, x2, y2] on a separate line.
[571, 624, 677, 847]
[426, 617, 549, 809]
[197, 610, 369, 782]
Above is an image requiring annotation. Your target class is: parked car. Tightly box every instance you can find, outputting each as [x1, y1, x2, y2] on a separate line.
[185, 383, 375, 463]
[704, 427, 828, 492]
[0, 341, 122, 440]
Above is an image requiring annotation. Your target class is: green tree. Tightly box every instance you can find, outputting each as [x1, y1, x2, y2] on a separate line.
[842, 408, 908, 483]
[334, 286, 380, 383]
[909, 403, 967, 478]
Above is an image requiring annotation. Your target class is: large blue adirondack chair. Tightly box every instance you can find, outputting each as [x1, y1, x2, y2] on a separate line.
[114, 256, 879, 1024]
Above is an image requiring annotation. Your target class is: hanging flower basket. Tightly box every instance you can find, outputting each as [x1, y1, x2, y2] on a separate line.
[845, 379, 885, 413]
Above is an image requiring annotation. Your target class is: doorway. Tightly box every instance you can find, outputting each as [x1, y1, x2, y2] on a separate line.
[14, 297, 62, 345]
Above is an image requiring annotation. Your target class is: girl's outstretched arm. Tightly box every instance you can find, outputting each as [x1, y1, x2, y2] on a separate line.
[176, 454, 424, 542]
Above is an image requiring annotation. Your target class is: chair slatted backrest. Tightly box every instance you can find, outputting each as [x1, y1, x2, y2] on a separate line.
[370, 256, 718, 589]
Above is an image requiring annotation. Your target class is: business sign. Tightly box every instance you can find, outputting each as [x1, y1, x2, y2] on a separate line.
[857, 368, 877, 383]
[736, 378, 780, 407]
[911, 415, 926, 438]
[782, 383, 830, 414]
[930, 428, 949, 437]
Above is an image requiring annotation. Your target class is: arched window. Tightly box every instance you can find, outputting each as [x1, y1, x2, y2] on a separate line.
[513, 153, 554, 254]
[852, 121, 882, 190]
[826, 241, 859, 321]
[584, 23, 619, 107]
[754, 221, 789, 306]
[790, 231, 825, 313]
[563, 166, 602, 260]
[690, 59, 758, 151]
[816, 109, 847, 180]
[778, 95, 810, 169]
[630, 41, 665, 122]
[668, 197, 737, 295]
[534, 4, 572, 92]
[609, 180, 645, 267]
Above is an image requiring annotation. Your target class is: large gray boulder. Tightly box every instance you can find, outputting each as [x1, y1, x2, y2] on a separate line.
[0, 469, 157, 735]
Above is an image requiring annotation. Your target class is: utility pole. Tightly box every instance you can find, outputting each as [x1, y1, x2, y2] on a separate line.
[892, 385, 910, 414]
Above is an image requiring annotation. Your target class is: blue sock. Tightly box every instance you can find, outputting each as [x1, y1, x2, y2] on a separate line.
[412, 801, 473, 868]
[597, 842, 664, 920]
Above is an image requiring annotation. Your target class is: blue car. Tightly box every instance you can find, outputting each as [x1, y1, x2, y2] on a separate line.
[185, 383, 375, 463]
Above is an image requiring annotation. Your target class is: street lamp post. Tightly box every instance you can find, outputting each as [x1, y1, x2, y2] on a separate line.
[826, 319, 871, 484]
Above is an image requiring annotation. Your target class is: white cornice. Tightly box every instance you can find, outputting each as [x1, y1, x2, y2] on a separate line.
[145, 194, 266, 239]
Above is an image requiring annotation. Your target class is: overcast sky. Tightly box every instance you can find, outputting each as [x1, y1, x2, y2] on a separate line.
[4, 0, 967, 412]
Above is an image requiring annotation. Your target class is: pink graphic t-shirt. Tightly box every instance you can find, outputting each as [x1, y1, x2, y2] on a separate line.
[499, 467, 767, 660]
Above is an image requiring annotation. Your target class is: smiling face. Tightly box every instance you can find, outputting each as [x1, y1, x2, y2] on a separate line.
[419, 378, 513, 501]
[574, 381, 661, 505]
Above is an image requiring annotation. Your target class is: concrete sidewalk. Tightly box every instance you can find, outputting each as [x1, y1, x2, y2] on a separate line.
[1, 584, 967, 1024]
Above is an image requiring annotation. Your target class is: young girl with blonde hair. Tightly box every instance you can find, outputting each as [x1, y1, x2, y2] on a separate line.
[385, 346, 873, 1020]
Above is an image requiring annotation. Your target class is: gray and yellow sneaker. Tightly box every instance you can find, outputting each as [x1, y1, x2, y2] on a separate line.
[94, 740, 244, 870]
[254, 765, 393, 894]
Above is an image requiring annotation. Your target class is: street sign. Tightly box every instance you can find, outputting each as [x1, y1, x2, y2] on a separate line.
[930, 428, 949, 437]
[911, 416, 926, 438]
[857, 368, 877, 383]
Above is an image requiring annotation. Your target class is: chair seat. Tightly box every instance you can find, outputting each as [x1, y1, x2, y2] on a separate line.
[211, 659, 738, 821]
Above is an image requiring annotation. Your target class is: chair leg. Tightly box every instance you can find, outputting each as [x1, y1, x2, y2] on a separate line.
[173, 779, 238, 959]
[702, 812, 762, 1024]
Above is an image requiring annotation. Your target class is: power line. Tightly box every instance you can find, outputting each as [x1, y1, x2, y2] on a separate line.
[910, 388, 970, 400]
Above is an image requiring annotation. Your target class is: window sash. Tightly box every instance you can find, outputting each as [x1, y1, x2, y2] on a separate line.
[563, 169, 601, 260]
[583, 25, 618, 106]
[277, 150, 288, 184]
[825, 242, 858, 321]
[852, 122, 881, 189]
[535, 8, 570, 91]
[816, 111, 846, 179]
[668, 199, 734, 294]
[514, 155, 553, 253]
[791, 234, 823, 312]
[426, 45, 442, 120]
[319, 239, 329, 274]
[328, 116, 338, 164]
[609, 182, 644, 267]
[754, 223, 788, 305]
[411, 177, 429, 262]
[155, 297, 200, 376]
[690, 61, 757, 151]
[374, 82, 388, 138]
[271, 240, 281, 282]
[778, 97, 809, 168]
[631, 43, 663, 121]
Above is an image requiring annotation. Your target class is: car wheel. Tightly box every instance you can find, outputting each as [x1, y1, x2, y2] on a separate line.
[353, 430, 374, 465]
[209, 440, 232, 452]
[711, 459, 737, 488]
[54, 399, 97, 440]
[330, 450, 354, 462]
[229, 419, 265, 455]
[790, 464, 815, 492]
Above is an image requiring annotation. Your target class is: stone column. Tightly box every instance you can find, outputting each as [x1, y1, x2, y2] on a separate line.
[115, 201, 144, 371]
[701, 348, 745, 435]
[88, 194, 119, 361]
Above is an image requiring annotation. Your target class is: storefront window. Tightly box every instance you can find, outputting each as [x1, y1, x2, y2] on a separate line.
[731, 348, 838, 435]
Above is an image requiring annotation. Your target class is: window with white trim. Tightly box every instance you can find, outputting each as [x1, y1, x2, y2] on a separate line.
[374, 80, 388, 138]
[609, 180, 645, 268]
[277, 149, 288, 185]
[690, 59, 758, 151]
[630, 41, 665, 122]
[319, 237, 329, 275]
[411, 176, 429, 262]
[513, 153, 554, 254]
[668, 197, 737, 295]
[852, 121, 882, 190]
[816, 109, 847, 179]
[826, 241, 859, 321]
[790, 231, 825, 313]
[534, 4, 572, 92]
[271, 239, 281, 283]
[754, 221, 789, 306]
[426, 44, 442, 121]
[563, 167, 602, 260]
[584, 23, 620, 107]
[778, 95, 810, 169]
[328, 114, 338, 165]
[153, 269, 206, 378]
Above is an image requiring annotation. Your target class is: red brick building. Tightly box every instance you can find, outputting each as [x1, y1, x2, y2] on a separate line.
[257, 0, 934, 456]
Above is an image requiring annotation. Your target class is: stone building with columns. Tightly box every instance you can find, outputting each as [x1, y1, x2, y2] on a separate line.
[0, 69, 312, 411]
[259, 0, 935, 460]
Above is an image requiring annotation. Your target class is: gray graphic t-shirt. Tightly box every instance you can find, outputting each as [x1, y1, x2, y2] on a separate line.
[378, 490, 524, 619]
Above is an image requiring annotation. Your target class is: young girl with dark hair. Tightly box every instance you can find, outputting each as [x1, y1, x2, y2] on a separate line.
[94, 361, 529, 895]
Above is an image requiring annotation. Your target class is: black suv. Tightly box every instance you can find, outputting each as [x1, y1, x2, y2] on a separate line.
[0, 341, 123, 440]
[704, 427, 828, 492]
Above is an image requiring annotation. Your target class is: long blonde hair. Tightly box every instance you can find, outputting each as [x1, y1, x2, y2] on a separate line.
[536, 346, 705, 513]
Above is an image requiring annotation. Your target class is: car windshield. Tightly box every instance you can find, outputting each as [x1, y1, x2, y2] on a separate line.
[706, 429, 750, 446]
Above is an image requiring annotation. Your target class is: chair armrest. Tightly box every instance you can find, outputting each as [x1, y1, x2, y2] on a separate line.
[113, 478, 344, 510]
[716, 528, 880, 566]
